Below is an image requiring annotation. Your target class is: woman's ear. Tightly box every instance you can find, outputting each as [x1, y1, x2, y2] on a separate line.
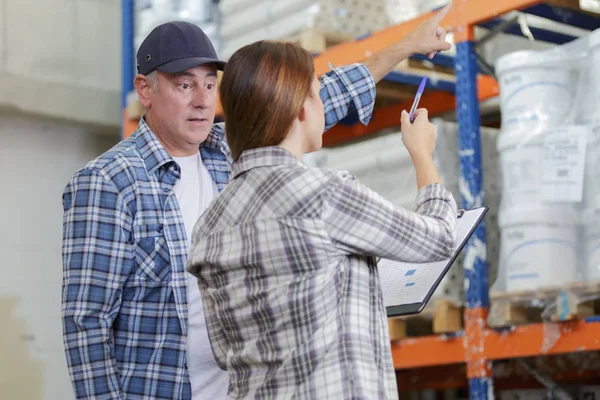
[298, 103, 307, 123]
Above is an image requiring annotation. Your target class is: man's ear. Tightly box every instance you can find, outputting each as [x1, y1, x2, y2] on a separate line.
[134, 74, 153, 109]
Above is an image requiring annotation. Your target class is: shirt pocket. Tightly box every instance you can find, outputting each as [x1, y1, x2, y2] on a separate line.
[133, 223, 171, 284]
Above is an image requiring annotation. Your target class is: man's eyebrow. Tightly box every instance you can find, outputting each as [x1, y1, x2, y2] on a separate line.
[173, 70, 217, 79]
[174, 71, 195, 78]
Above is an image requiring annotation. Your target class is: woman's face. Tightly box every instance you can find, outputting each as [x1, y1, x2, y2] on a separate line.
[303, 75, 325, 153]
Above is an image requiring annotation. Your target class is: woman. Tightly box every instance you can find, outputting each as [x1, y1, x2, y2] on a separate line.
[187, 41, 457, 399]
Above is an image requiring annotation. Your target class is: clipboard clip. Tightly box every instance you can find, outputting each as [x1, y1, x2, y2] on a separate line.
[457, 209, 465, 218]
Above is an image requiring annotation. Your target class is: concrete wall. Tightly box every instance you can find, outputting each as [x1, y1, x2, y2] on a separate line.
[0, 111, 117, 399]
[0, 0, 122, 127]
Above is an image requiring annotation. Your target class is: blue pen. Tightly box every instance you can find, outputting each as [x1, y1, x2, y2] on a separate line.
[408, 77, 428, 123]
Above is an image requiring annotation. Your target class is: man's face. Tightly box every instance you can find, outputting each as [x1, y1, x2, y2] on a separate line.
[144, 64, 219, 155]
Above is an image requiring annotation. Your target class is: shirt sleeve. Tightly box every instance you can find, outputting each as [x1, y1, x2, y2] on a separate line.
[319, 63, 376, 132]
[61, 168, 133, 400]
[322, 172, 458, 263]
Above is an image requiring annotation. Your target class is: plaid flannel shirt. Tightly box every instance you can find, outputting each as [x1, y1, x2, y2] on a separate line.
[61, 63, 376, 400]
[187, 147, 458, 399]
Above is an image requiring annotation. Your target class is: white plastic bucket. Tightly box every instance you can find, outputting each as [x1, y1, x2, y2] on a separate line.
[583, 208, 600, 281]
[572, 29, 600, 125]
[584, 125, 600, 210]
[589, 29, 600, 119]
[499, 206, 579, 292]
[496, 50, 574, 132]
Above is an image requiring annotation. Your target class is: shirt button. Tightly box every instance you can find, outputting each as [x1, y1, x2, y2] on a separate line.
[162, 187, 169, 193]
[157, 225, 164, 234]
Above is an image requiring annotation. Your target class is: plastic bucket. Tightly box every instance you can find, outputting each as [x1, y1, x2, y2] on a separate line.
[583, 208, 600, 281]
[588, 29, 600, 123]
[499, 206, 579, 292]
[584, 125, 600, 209]
[496, 50, 574, 132]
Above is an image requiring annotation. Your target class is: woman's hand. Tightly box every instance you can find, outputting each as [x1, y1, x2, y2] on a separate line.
[400, 109, 436, 159]
[400, 108, 442, 190]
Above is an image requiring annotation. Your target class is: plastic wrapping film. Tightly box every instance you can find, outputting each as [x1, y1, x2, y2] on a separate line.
[134, 0, 219, 54]
[218, 0, 393, 59]
[488, 28, 600, 327]
[432, 119, 502, 301]
[384, 0, 449, 25]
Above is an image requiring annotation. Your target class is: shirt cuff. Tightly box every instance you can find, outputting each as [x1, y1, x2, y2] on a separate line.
[414, 183, 458, 217]
[325, 62, 376, 125]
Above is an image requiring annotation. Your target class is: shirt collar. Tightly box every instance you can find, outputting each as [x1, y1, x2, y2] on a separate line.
[232, 146, 305, 178]
[134, 117, 229, 174]
[134, 117, 173, 174]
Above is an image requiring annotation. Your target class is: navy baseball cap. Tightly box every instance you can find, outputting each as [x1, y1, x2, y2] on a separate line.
[136, 21, 226, 76]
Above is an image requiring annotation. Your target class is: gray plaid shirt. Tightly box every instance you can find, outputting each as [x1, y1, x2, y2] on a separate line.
[188, 146, 457, 399]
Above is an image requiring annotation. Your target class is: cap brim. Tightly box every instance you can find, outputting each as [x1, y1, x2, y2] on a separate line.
[156, 57, 226, 73]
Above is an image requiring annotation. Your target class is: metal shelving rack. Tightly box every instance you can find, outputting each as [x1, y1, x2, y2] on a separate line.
[120, 0, 600, 397]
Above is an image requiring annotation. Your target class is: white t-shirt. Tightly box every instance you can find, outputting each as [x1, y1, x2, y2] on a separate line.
[172, 152, 228, 399]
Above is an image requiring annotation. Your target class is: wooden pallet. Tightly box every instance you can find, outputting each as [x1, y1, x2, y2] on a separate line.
[394, 57, 456, 82]
[387, 300, 463, 341]
[283, 28, 351, 54]
[488, 282, 600, 328]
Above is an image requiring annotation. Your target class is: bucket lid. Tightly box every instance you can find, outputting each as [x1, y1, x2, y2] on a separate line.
[499, 205, 580, 227]
[495, 49, 570, 76]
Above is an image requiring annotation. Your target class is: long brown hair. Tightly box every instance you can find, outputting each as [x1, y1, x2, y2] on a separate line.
[219, 41, 315, 161]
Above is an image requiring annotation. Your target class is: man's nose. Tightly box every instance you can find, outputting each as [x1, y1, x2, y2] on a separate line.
[192, 87, 211, 109]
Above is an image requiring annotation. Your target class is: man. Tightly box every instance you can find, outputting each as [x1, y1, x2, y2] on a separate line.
[61, 5, 452, 399]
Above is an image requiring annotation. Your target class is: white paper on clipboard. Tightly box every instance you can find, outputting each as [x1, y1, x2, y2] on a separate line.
[378, 207, 488, 316]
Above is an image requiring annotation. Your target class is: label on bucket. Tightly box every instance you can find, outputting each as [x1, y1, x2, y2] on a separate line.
[501, 146, 542, 206]
[541, 126, 587, 202]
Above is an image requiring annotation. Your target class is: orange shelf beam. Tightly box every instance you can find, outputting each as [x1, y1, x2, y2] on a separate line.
[392, 321, 600, 370]
[391, 334, 466, 369]
[323, 74, 498, 146]
[485, 320, 600, 360]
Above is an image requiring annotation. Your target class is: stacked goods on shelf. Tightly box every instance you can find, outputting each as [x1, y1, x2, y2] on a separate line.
[218, 0, 392, 59]
[490, 28, 600, 325]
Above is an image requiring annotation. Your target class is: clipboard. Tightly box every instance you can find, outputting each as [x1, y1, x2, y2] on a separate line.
[377, 206, 489, 317]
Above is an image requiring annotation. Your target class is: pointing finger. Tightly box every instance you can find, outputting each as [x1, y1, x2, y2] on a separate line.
[432, 2, 452, 24]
